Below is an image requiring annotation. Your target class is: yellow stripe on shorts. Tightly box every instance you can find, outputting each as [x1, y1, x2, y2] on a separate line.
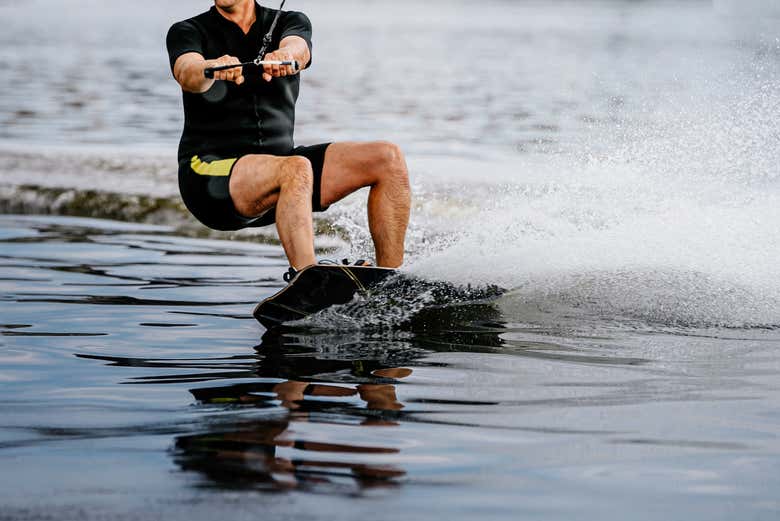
[190, 155, 237, 177]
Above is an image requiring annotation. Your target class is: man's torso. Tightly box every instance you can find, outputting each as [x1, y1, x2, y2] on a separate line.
[167, 3, 313, 162]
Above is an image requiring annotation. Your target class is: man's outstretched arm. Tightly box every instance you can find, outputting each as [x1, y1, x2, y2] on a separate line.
[172, 36, 308, 92]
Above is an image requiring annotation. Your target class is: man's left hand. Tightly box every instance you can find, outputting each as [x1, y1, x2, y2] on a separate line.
[262, 49, 298, 82]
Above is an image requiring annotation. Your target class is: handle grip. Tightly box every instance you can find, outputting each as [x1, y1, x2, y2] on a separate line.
[204, 60, 300, 79]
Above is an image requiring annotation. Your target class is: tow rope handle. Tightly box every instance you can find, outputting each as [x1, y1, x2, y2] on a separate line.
[204, 60, 299, 79]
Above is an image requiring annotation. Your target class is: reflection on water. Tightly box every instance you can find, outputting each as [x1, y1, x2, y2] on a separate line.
[78, 328, 480, 494]
[2, 215, 780, 520]
[174, 335, 414, 492]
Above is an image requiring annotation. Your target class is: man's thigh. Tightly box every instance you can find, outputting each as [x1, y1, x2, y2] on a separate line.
[319, 141, 393, 207]
[229, 154, 288, 218]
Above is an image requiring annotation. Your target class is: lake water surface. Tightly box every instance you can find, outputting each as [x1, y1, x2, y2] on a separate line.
[2, 214, 780, 520]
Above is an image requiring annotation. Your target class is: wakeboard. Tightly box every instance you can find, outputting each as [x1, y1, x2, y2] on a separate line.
[253, 264, 397, 329]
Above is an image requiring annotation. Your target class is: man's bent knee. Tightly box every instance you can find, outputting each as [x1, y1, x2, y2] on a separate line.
[230, 155, 312, 217]
[362, 141, 407, 186]
[374, 142, 409, 186]
[374, 141, 405, 168]
[281, 156, 313, 185]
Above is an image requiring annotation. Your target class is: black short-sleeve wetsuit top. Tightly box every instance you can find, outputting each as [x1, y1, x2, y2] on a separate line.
[166, 2, 313, 163]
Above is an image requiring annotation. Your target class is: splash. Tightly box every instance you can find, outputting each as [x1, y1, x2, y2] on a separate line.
[334, 57, 780, 328]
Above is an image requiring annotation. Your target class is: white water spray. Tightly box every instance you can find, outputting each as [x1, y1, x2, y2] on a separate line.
[404, 60, 780, 327]
[312, 52, 780, 329]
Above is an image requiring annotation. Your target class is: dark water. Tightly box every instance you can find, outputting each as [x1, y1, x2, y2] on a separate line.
[2, 215, 780, 520]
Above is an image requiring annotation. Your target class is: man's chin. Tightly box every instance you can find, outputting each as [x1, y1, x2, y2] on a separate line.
[214, 0, 245, 11]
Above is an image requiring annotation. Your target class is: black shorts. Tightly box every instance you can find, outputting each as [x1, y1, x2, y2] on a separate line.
[178, 143, 331, 231]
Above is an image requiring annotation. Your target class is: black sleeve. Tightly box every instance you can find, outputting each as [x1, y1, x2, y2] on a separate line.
[280, 11, 313, 67]
[166, 21, 205, 73]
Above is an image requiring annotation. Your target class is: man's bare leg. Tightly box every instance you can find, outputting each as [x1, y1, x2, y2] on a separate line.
[229, 155, 317, 269]
[319, 141, 411, 267]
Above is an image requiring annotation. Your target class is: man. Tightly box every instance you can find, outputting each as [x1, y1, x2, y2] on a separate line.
[166, 0, 410, 275]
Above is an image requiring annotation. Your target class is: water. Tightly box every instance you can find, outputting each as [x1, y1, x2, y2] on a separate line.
[2, 0, 780, 519]
[2, 214, 780, 520]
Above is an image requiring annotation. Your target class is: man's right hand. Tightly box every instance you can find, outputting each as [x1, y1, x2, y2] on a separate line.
[208, 55, 245, 85]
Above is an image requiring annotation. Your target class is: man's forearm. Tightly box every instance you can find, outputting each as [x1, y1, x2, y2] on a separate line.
[279, 35, 311, 69]
[174, 53, 246, 93]
[174, 53, 216, 93]
[262, 36, 310, 81]
[181, 66, 213, 94]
